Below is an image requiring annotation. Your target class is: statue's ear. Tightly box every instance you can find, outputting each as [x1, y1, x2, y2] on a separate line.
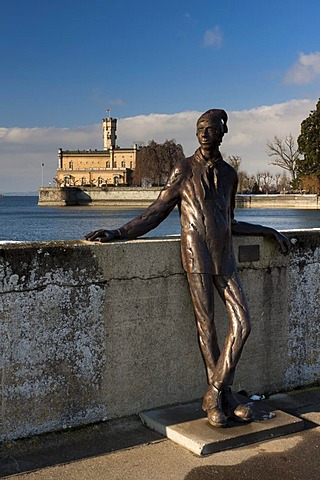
[222, 118, 228, 134]
[219, 110, 228, 133]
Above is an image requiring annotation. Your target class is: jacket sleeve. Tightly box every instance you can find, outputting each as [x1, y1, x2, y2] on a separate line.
[118, 164, 183, 240]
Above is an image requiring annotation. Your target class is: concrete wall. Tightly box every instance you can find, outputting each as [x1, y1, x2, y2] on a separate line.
[238, 194, 319, 208]
[38, 188, 319, 208]
[38, 186, 161, 206]
[0, 231, 319, 443]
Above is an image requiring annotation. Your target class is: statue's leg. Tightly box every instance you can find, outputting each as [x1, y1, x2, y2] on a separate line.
[186, 272, 227, 427]
[212, 272, 252, 421]
[186, 272, 220, 382]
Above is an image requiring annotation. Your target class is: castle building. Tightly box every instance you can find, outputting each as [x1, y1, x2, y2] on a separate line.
[56, 117, 138, 187]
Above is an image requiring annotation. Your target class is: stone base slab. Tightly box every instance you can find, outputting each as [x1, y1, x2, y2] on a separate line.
[140, 399, 304, 456]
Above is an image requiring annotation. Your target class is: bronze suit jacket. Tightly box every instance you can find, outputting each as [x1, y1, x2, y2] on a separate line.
[119, 148, 238, 276]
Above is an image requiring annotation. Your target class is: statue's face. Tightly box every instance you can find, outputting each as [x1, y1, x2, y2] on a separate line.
[196, 118, 224, 149]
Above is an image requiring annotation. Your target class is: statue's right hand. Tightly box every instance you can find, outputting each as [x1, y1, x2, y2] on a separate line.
[84, 229, 118, 242]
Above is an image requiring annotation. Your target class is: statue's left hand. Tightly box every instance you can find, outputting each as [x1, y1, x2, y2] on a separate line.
[274, 231, 291, 255]
[84, 229, 119, 242]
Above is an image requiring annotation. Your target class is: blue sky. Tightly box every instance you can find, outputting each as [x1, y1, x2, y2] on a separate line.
[1, 0, 320, 191]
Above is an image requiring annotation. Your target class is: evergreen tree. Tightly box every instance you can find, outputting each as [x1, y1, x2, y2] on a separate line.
[297, 99, 320, 177]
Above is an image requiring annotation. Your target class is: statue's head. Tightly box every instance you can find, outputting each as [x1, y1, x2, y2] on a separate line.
[196, 109, 228, 134]
[196, 109, 228, 149]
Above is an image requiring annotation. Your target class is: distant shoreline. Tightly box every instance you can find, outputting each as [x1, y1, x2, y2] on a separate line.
[37, 186, 320, 209]
[2, 192, 38, 196]
[2, 190, 320, 210]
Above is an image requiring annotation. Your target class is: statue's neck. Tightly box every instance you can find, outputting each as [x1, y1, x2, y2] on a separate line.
[200, 146, 221, 162]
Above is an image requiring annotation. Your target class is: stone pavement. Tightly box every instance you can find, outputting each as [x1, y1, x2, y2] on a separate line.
[1, 387, 320, 480]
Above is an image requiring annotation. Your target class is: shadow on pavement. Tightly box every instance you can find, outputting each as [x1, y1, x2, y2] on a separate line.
[0, 416, 164, 478]
[184, 427, 320, 480]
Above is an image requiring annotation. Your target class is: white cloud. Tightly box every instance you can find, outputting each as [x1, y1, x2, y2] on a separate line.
[0, 125, 101, 193]
[119, 111, 198, 153]
[0, 99, 316, 192]
[284, 52, 320, 84]
[119, 99, 315, 175]
[203, 25, 223, 48]
[0, 125, 100, 146]
[223, 99, 315, 174]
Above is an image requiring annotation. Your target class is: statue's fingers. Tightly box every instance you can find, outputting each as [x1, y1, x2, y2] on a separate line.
[285, 240, 292, 254]
[84, 231, 95, 240]
[281, 239, 291, 255]
[85, 230, 104, 241]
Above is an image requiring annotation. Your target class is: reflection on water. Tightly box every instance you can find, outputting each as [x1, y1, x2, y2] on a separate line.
[0, 196, 319, 242]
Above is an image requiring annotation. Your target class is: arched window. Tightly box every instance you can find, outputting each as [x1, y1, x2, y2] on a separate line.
[121, 160, 126, 168]
[106, 161, 110, 168]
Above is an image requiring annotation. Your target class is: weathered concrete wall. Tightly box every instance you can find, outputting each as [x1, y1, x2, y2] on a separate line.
[0, 231, 319, 443]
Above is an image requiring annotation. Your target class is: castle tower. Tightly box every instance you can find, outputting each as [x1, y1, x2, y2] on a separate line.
[102, 117, 117, 150]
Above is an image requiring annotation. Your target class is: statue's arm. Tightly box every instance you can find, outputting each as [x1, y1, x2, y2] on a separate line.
[230, 177, 291, 255]
[231, 221, 290, 254]
[85, 165, 182, 242]
[116, 185, 179, 240]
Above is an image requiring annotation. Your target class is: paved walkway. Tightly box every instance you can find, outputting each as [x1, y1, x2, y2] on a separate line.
[1, 387, 320, 480]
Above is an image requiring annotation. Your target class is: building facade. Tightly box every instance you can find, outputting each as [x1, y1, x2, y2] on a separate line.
[56, 117, 138, 187]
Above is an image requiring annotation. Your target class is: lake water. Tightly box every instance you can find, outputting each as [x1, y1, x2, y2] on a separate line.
[0, 196, 320, 242]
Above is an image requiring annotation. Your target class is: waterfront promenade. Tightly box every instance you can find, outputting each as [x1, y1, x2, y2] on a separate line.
[1, 231, 319, 478]
[1, 387, 320, 479]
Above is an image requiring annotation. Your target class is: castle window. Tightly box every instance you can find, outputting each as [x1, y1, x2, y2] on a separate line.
[106, 161, 110, 168]
[121, 161, 126, 168]
[114, 161, 117, 168]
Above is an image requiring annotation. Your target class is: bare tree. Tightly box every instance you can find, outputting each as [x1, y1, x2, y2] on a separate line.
[266, 134, 300, 187]
[279, 172, 291, 193]
[273, 173, 281, 191]
[254, 172, 264, 191]
[133, 139, 185, 186]
[227, 155, 248, 193]
[260, 171, 274, 193]
[227, 155, 242, 172]
[237, 170, 249, 193]
[242, 174, 256, 193]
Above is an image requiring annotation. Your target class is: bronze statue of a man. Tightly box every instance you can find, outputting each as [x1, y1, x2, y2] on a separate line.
[85, 109, 290, 428]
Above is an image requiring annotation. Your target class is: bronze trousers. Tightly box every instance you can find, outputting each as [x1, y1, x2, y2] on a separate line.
[187, 271, 251, 389]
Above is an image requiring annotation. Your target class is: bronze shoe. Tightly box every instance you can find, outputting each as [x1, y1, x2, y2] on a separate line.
[222, 387, 253, 422]
[202, 385, 227, 428]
